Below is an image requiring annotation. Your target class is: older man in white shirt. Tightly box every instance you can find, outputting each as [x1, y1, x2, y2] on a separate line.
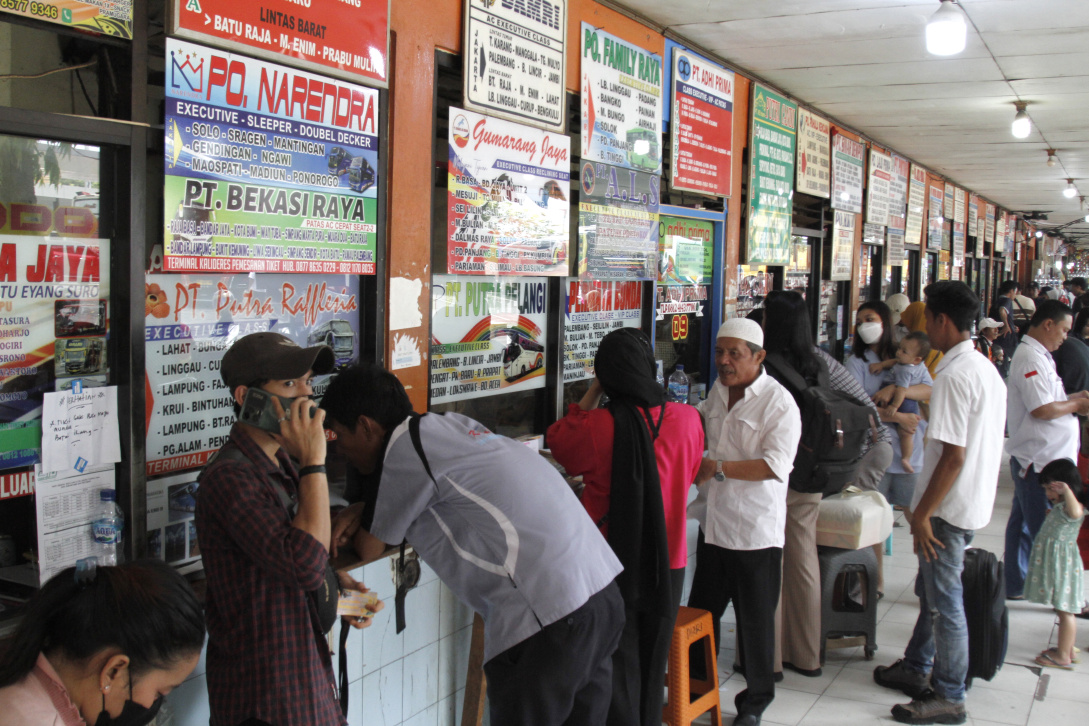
[1003, 299, 1089, 598]
[687, 318, 801, 726]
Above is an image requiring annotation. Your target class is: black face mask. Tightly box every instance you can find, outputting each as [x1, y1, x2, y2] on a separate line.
[95, 691, 163, 726]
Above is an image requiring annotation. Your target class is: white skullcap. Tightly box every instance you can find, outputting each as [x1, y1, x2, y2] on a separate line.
[886, 293, 910, 325]
[717, 318, 764, 349]
[978, 317, 1002, 330]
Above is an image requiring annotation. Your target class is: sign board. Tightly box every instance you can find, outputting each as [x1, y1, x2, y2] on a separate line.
[968, 194, 979, 237]
[866, 149, 892, 227]
[659, 215, 713, 285]
[172, 0, 389, 87]
[985, 202, 996, 244]
[888, 229, 905, 265]
[577, 161, 659, 280]
[995, 210, 1006, 253]
[670, 48, 734, 197]
[944, 181, 955, 220]
[795, 108, 830, 198]
[954, 186, 966, 226]
[561, 279, 641, 383]
[887, 155, 909, 231]
[463, 0, 566, 132]
[831, 132, 864, 213]
[747, 83, 797, 264]
[0, 0, 131, 38]
[830, 210, 855, 281]
[905, 164, 926, 247]
[928, 182, 944, 250]
[446, 107, 570, 276]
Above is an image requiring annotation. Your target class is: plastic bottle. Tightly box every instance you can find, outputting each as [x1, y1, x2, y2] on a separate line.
[656, 360, 665, 391]
[91, 489, 124, 566]
[667, 364, 689, 404]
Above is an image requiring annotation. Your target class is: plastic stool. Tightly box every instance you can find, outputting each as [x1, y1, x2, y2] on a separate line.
[885, 532, 893, 556]
[662, 606, 722, 726]
[818, 545, 878, 663]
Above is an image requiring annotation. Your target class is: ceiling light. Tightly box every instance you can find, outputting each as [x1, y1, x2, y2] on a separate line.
[1035, 230, 1044, 238]
[1047, 149, 1057, 167]
[1012, 101, 1031, 138]
[1064, 179, 1078, 199]
[1085, 214, 1089, 223]
[926, 0, 967, 56]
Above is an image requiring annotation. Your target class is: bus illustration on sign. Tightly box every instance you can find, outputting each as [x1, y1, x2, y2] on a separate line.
[626, 128, 660, 172]
[502, 333, 544, 381]
[307, 320, 355, 369]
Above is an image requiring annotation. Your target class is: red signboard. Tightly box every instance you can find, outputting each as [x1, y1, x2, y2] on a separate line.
[172, 0, 389, 87]
[670, 48, 734, 198]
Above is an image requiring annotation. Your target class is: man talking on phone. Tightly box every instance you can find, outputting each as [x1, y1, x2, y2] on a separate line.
[195, 332, 380, 726]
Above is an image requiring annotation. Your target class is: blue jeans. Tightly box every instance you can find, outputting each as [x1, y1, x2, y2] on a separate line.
[1002, 458, 1049, 597]
[903, 517, 973, 703]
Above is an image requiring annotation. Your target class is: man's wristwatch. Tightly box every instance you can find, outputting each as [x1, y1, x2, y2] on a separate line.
[713, 460, 726, 481]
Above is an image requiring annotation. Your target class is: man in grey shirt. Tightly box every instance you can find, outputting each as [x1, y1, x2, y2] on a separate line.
[323, 363, 624, 726]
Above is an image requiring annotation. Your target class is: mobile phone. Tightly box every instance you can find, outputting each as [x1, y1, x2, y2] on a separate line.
[239, 388, 318, 433]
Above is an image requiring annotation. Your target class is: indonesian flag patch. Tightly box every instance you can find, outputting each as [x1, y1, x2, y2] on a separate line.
[1025, 370, 1038, 378]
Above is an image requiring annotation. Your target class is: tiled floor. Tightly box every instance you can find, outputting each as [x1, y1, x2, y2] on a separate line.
[694, 459, 1089, 726]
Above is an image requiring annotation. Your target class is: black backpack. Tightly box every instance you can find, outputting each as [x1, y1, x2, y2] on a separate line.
[763, 353, 878, 496]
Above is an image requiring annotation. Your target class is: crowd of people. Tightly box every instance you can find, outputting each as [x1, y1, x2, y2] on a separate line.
[2, 278, 1088, 726]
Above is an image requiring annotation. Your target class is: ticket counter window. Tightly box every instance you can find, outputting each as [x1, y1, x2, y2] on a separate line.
[737, 265, 772, 318]
[784, 237, 812, 299]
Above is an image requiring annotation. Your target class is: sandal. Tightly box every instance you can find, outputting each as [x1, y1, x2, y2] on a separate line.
[1041, 647, 1080, 664]
[1036, 651, 1074, 670]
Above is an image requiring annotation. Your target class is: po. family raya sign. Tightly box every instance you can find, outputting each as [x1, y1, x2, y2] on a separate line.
[670, 48, 734, 197]
[447, 107, 570, 276]
[430, 275, 548, 404]
[163, 38, 379, 275]
[747, 83, 797, 265]
[562, 279, 641, 383]
[144, 273, 360, 476]
[172, 0, 388, 87]
[580, 23, 663, 175]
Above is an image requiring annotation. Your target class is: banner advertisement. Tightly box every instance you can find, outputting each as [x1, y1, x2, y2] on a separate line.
[888, 230, 905, 265]
[655, 284, 707, 320]
[952, 223, 965, 267]
[985, 202, 996, 244]
[146, 470, 201, 572]
[580, 23, 663, 175]
[577, 161, 659, 280]
[0, 236, 109, 473]
[905, 164, 926, 247]
[830, 210, 855, 281]
[172, 0, 388, 87]
[795, 108, 830, 199]
[562, 279, 641, 383]
[659, 215, 713, 285]
[995, 211, 1006, 253]
[144, 272, 360, 477]
[747, 84, 797, 264]
[968, 194, 979, 237]
[0, 0, 130, 39]
[430, 275, 548, 404]
[944, 181, 955, 220]
[447, 107, 570, 276]
[163, 38, 379, 275]
[954, 186, 966, 226]
[463, 0, 566, 132]
[1007, 214, 1016, 255]
[928, 183, 944, 250]
[866, 149, 892, 227]
[831, 132, 864, 213]
[670, 48, 734, 197]
[887, 155, 909, 231]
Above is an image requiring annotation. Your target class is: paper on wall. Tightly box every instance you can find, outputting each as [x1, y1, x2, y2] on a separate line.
[34, 464, 115, 585]
[40, 387, 121, 474]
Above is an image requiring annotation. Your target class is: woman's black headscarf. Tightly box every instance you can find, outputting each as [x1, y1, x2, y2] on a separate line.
[594, 327, 671, 617]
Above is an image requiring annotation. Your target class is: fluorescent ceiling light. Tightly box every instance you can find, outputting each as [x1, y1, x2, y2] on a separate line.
[926, 0, 967, 56]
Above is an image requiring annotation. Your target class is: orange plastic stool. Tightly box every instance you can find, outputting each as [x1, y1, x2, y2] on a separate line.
[662, 606, 723, 726]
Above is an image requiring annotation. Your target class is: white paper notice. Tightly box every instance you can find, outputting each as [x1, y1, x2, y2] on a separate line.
[34, 464, 115, 585]
[40, 387, 121, 474]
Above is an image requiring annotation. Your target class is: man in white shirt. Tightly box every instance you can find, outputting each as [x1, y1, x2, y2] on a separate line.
[873, 282, 1007, 725]
[687, 318, 801, 726]
[1003, 299, 1089, 598]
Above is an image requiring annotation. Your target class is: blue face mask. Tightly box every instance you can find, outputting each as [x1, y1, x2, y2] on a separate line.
[95, 688, 163, 726]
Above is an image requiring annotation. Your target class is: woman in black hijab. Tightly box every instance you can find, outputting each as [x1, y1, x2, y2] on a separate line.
[548, 327, 704, 726]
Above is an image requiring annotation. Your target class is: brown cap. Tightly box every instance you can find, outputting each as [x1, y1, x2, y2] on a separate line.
[221, 332, 335, 391]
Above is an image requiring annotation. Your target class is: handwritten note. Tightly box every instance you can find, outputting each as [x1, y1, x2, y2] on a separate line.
[41, 387, 121, 474]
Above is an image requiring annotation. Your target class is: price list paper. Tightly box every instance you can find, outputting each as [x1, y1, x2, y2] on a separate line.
[887, 156, 909, 231]
[905, 164, 927, 247]
[830, 210, 855, 282]
[796, 108, 831, 199]
[831, 132, 864, 213]
[747, 84, 797, 265]
[34, 464, 115, 585]
[670, 48, 734, 197]
[866, 149, 892, 227]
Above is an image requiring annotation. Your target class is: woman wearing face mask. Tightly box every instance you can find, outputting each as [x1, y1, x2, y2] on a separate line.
[0, 559, 205, 726]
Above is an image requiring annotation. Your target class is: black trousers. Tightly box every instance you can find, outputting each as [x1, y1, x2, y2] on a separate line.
[484, 581, 624, 726]
[687, 530, 783, 718]
[606, 567, 686, 726]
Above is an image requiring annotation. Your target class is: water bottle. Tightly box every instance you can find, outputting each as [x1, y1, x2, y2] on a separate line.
[91, 489, 124, 566]
[667, 365, 689, 403]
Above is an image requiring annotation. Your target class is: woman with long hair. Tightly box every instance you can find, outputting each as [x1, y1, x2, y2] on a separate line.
[761, 291, 893, 677]
[547, 327, 704, 726]
[0, 559, 206, 726]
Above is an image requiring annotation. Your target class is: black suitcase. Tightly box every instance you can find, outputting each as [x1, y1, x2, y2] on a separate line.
[960, 547, 1008, 686]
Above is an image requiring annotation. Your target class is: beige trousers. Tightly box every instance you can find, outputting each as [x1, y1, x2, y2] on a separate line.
[773, 488, 822, 672]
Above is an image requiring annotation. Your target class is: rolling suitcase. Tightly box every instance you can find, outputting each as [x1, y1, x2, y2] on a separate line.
[960, 548, 1008, 686]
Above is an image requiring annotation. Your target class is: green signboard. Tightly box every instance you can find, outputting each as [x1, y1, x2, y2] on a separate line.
[659, 215, 713, 285]
[747, 84, 797, 265]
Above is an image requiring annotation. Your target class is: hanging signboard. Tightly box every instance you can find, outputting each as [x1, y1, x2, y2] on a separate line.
[954, 186, 966, 226]
[580, 23, 663, 175]
[172, 0, 388, 87]
[995, 210, 1006, 253]
[670, 48, 734, 197]
[831, 132, 864, 213]
[0, 0, 131, 38]
[952, 223, 965, 267]
[866, 149, 892, 227]
[795, 108, 831, 199]
[1007, 214, 1017, 255]
[144, 272, 360, 476]
[928, 182, 944, 250]
[463, 0, 566, 132]
[863, 223, 885, 246]
[887, 155, 908, 231]
[747, 83, 797, 265]
[655, 285, 706, 321]
[659, 215, 713, 285]
[830, 210, 855, 281]
[888, 230, 905, 265]
[163, 39, 379, 275]
[562, 279, 641, 383]
[430, 275, 548, 404]
[943, 181, 955, 220]
[447, 107, 570, 276]
[905, 164, 926, 247]
[985, 202, 996, 245]
[968, 194, 979, 237]
[577, 161, 659, 280]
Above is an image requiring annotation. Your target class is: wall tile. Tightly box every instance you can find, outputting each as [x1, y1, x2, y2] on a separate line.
[404, 578, 442, 655]
[362, 660, 403, 726]
[438, 625, 473, 701]
[403, 640, 441, 719]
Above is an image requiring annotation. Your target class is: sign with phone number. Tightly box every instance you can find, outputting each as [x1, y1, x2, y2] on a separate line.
[0, 0, 131, 39]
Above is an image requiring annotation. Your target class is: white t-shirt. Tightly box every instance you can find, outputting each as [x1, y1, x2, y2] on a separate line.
[911, 339, 1007, 531]
[1005, 334, 1079, 472]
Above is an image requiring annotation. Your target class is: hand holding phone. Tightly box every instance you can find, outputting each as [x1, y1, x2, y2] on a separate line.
[239, 388, 319, 433]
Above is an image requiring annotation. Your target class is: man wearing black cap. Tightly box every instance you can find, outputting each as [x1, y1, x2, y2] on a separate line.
[195, 332, 374, 726]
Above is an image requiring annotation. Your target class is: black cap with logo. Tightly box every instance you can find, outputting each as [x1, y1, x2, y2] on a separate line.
[221, 332, 335, 392]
